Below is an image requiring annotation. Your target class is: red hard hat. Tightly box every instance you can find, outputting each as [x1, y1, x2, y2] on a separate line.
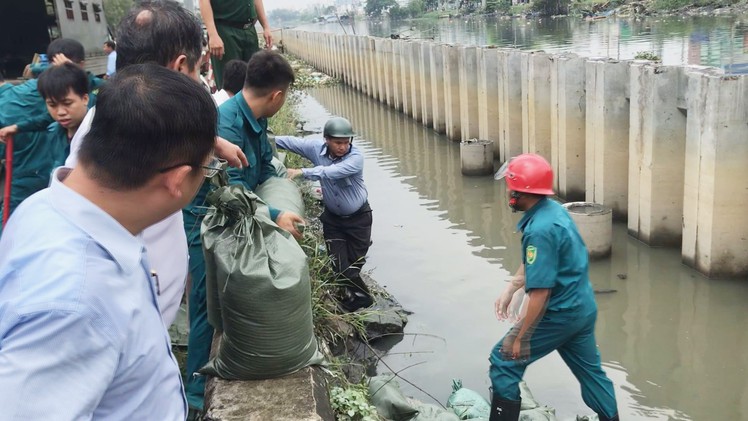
[494, 153, 555, 195]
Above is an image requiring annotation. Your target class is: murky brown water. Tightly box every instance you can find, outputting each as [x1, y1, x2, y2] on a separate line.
[296, 85, 748, 420]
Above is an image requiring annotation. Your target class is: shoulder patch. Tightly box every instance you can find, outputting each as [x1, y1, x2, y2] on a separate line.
[526, 245, 537, 265]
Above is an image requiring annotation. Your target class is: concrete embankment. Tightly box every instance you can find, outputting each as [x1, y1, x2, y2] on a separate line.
[279, 29, 748, 279]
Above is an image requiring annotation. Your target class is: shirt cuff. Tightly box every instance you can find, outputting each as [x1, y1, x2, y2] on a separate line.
[269, 206, 281, 222]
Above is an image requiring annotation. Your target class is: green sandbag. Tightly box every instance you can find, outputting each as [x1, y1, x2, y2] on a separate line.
[412, 403, 462, 421]
[518, 382, 557, 421]
[255, 176, 305, 217]
[271, 156, 287, 177]
[446, 379, 490, 419]
[200, 184, 323, 380]
[369, 376, 419, 421]
[368, 376, 461, 421]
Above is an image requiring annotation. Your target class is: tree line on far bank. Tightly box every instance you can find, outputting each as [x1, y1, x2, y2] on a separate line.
[364, 0, 745, 18]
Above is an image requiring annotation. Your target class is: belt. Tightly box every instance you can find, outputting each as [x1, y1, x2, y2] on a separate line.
[215, 18, 257, 30]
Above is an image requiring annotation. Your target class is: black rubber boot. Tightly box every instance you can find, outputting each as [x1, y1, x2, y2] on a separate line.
[489, 395, 521, 421]
[599, 414, 619, 421]
[339, 288, 374, 312]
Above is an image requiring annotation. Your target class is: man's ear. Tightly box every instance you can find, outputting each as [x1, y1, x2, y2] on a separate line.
[270, 89, 284, 103]
[161, 165, 193, 198]
[169, 54, 191, 74]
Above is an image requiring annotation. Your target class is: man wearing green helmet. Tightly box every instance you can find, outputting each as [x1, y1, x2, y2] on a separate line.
[276, 117, 374, 312]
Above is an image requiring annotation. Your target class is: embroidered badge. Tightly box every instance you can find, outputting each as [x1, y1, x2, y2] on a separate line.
[526, 245, 537, 265]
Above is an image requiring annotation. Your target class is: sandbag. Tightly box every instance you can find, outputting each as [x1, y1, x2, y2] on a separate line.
[255, 176, 305, 217]
[446, 379, 490, 419]
[369, 376, 418, 421]
[369, 376, 460, 421]
[200, 184, 323, 380]
[271, 156, 287, 178]
[518, 382, 557, 420]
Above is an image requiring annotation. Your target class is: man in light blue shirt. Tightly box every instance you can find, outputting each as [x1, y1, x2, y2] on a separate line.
[0, 63, 218, 420]
[103, 40, 117, 78]
[276, 116, 374, 311]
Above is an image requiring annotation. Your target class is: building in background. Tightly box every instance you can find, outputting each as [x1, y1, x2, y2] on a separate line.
[0, 0, 109, 79]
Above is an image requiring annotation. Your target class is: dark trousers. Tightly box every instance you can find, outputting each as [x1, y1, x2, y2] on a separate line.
[183, 211, 211, 411]
[319, 203, 372, 295]
[211, 24, 259, 89]
[489, 309, 618, 419]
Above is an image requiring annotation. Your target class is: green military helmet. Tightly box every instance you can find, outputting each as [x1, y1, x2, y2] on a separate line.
[323, 117, 355, 139]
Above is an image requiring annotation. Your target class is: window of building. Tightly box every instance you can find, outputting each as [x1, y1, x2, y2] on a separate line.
[93, 3, 102, 22]
[80, 1, 89, 21]
[45, 0, 56, 17]
[64, 0, 74, 20]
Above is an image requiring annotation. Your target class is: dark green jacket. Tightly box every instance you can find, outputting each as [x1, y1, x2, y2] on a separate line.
[211, 0, 257, 23]
[7, 70, 101, 133]
[184, 92, 279, 228]
[0, 122, 70, 217]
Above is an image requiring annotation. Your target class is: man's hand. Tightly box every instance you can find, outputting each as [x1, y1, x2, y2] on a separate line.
[0, 125, 19, 143]
[495, 275, 525, 321]
[208, 33, 225, 60]
[51, 53, 73, 66]
[215, 137, 248, 168]
[287, 168, 302, 179]
[496, 287, 525, 321]
[275, 211, 305, 239]
[263, 30, 274, 49]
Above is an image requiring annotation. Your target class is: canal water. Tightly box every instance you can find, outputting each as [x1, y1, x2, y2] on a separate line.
[295, 13, 748, 74]
[291, 85, 748, 420]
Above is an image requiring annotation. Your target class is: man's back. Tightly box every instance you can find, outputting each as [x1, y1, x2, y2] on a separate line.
[0, 175, 186, 420]
[218, 92, 274, 189]
[0, 80, 44, 127]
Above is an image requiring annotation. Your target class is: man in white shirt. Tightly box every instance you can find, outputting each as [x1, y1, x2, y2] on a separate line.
[103, 40, 117, 78]
[0, 62, 217, 421]
[66, 0, 248, 328]
[212, 59, 247, 106]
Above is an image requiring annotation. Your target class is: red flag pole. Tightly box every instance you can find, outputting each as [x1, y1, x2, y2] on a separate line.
[3, 135, 13, 227]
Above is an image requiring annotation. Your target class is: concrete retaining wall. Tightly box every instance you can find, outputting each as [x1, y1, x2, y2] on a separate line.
[281, 30, 748, 279]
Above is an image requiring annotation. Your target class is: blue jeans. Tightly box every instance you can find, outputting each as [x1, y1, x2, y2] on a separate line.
[489, 308, 618, 419]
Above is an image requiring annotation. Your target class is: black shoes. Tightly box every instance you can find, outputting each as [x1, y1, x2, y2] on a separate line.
[339, 291, 374, 312]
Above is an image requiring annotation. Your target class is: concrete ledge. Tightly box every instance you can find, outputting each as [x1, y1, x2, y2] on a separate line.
[204, 362, 334, 421]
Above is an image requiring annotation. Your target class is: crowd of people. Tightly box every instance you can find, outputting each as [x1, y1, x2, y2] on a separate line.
[0, 1, 619, 420]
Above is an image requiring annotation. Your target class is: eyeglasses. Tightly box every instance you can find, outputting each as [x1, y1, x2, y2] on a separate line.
[158, 156, 225, 178]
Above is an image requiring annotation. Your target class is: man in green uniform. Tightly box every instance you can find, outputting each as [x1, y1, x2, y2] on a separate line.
[199, 0, 273, 89]
[182, 50, 303, 415]
[489, 154, 619, 421]
[0, 63, 90, 221]
[0, 38, 101, 141]
[37, 63, 91, 170]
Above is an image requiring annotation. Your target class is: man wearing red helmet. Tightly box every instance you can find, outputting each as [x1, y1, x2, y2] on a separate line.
[489, 153, 619, 421]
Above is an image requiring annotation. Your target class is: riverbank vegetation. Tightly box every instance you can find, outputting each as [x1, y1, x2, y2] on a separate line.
[360, 0, 748, 19]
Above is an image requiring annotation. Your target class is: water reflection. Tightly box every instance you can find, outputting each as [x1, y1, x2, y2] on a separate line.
[297, 85, 748, 420]
[295, 14, 748, 74]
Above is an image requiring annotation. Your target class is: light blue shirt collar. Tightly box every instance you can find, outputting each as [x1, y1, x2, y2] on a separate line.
[49, 168, 143, 275]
